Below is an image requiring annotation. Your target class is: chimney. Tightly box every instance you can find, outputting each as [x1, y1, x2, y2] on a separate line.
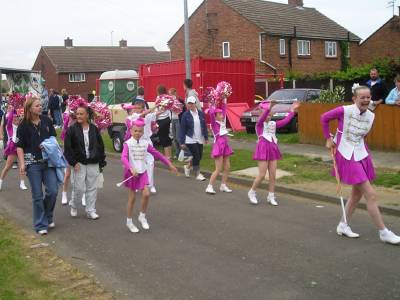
[288, 0, 303, 6]
[64, 37, 73, 48]
[119, 39, 127, 48]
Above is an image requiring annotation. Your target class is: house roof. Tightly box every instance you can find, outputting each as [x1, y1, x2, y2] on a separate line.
[360, 15, 400, 45]
[223, 0, 361, 41]
[40, 46, 170, 73]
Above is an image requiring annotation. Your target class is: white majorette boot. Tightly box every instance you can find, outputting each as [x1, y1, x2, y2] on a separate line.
[126, 221, 139, 233]
[138, 212, 150, 230]
[206, 184, 216, 194]
[336, 222, 360, 238]
[267, 193, 278, 206]
[248, 189, 258, 205]
[220, 184, 232, 193]
[61, 192, 68, 205]
[379, 229, 400, 245]
[150, 186, 157, 194]
[19, 180, 28, 190]
[184, 165, 191, 178]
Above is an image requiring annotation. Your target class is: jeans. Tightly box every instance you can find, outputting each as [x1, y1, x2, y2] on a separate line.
[52, 109, 62, 126]
[26, 163, 58, 232]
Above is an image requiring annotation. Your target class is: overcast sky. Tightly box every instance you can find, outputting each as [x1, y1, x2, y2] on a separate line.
[0, 0, 397, 70]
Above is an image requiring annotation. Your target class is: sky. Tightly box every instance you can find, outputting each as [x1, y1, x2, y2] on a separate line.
[0, 0, 397, 70]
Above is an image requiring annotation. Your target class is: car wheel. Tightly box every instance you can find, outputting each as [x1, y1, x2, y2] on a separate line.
[246, 126, 255, 134]
[289, 117, 298, 133]
[112, 132, 125, 153]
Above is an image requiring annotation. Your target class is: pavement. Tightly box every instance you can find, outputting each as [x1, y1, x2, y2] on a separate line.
[0, 157, 400, 300]
[230, 139, 400, 169]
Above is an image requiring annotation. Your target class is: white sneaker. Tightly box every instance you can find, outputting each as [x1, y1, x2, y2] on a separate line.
[184, 165, 191, 177]
[48, 222, 55, 229]
[70, 207, 78, 217]
[205, 185, 216, 194]
[336, 222, 360, 238]
[87, 212, 99, 220]
[19, 181, 28, 190]
[150, 186, 157, 194]
[267, 194, 278, 206]
[196, 173, 206, 181]
[81, 194, 86, 207]
[138, 213, 150, 230]
[12, 163, 17, 169]
[61, 192, 68, 205]
[380, 230, 400, 245]
[126, 222, 139, 233]
[220, 184, 232, 193]
[248, 190, 258, 205]
[0, 179, 3, 191]
[38, 229, 48, 235]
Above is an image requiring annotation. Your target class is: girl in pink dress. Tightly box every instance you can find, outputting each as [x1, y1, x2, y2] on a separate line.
[206, 105, 234, 194]
[248, 101, 300, 205]
[121, 118, 177, 233]
[321, 85, 400, 245]
[0, 106, 27, 191]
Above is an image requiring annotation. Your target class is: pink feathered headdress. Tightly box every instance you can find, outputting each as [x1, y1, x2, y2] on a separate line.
[132, 118, 145, 128]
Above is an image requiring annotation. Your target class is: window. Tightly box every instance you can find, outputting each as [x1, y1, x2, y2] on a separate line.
[279, 39, 286, 55]
[297, 40, 310, 56]
[222, 42, 230, 58]
[325, 41, 337, 57]
[69, 73, 86, 82]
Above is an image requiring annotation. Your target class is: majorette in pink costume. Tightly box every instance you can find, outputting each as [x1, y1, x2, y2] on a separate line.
[208, 105, 233, 158]
[321, 104, 375, 185]
[121, 119, 170, 190]
[4, 111, 19, 156]
[253, 104, 295, 161]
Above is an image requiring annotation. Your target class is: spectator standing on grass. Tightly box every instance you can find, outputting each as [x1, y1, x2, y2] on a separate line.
[365, 68, 387, 106]
[385, 75, 400, 106]
[133, 86, 149, 109]
[48, 89, 62, 128]
[61, 89, 69, 112]
[183, 79, 202, 110]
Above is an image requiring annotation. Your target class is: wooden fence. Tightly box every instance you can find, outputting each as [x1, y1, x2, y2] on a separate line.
[298, 103, 400, 151]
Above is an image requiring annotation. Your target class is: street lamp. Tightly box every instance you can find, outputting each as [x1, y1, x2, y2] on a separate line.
[184, 0, 191, 79]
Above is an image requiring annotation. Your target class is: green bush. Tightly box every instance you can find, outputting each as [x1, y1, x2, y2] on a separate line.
[312, 86, 345, 103]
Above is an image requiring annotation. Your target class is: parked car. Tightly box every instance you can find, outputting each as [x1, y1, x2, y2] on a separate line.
[240, 88, 320, 133]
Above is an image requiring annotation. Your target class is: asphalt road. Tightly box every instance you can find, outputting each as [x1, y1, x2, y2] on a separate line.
[0, 157, 399, 300]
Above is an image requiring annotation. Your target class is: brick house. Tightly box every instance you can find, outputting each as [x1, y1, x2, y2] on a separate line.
[356, 11, 400, 66]
[168, 0, 361, 75]
[32, 38, 170, 96]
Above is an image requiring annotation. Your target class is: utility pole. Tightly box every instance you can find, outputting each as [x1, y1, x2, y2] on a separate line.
[111, 30, 114, 46]
[184, 0, 191, 80]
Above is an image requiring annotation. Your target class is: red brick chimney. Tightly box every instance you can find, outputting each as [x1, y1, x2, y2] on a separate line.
[64, 37, 73, 48]
[288, 0, 304, 6]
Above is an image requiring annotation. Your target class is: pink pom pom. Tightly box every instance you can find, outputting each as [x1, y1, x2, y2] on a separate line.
[201, 87, 217, 106]
[132, 118, 145, 128]
[155, 94, 174, 110]
[89, 99, 112, 132]
[8, 92, 26, 110]
[68, 95, 88, 112]
[171, 99, 183, 114]
[215, 81, 232, 100]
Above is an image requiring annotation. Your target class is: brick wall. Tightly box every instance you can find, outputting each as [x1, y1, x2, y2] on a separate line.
[32, 48, 58, 92]
[169, 0, 359, 75]
[355, 16, 400, 66]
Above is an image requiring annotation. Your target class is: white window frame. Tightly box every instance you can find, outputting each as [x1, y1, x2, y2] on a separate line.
[325, 41, 337, 58]
[297, 40, 311, 56]
[222, 41, 230, 58]
[68, 73, 86, 83]
[279, 39, 286, 55]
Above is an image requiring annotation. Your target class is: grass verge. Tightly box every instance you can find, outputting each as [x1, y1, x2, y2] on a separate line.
[232, 131, 299, 144]
[0, 215, 113, 300]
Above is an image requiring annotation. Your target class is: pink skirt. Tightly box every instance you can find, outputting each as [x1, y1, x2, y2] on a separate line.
[4, 141, 17, 156]
[123, 169, 149, 191]
[211, 136, 233, 158]
[253, 137, 282, 161]
[333, 151, 376, 185]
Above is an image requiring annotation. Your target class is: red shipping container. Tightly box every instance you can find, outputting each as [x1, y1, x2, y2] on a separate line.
[139, 57, 255, 107]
